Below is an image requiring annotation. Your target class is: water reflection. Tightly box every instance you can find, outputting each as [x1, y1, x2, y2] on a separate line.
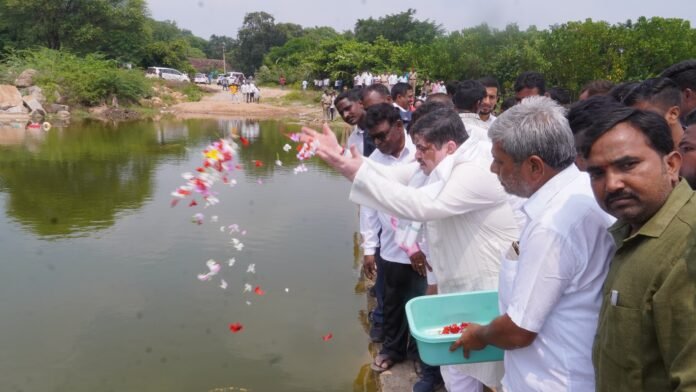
[0, 118, 377, 392]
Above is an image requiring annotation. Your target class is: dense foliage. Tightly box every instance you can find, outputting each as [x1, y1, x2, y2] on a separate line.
[1, 1, 695, 101]
[0, 48, 152, 105]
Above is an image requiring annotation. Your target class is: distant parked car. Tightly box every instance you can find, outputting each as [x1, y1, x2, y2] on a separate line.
[216, 71, 246, 86]
[194, 73, 210, 84]
[145, 67, 190, 82]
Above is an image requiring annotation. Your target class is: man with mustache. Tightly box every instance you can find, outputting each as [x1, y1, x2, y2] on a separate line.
[451, 96, 615, 391]
[581, 105, 696, 392]
[302, 107, 519, 391]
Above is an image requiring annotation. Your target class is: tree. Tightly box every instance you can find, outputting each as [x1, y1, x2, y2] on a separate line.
[231, 11, 289, 74]
[354, 9, 444, 45]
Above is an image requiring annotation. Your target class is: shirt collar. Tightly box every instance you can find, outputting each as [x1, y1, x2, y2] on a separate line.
[609, 179, 694, 245]
[522, 165, 581, 221]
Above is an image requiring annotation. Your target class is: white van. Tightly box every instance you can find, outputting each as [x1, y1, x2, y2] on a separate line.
[146, 67, 190, 82]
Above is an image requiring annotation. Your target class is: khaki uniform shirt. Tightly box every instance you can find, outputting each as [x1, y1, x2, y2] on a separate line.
[593, 180, 696, 392]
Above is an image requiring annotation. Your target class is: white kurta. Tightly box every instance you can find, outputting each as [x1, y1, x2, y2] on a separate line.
[349, 135, 520, 387]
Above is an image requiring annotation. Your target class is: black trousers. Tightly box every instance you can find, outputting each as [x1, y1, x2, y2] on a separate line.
[380, 260, 426, 361]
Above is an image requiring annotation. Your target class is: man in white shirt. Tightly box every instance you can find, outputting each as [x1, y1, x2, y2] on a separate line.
[453, 80, 492, 141]
[360, 104, 424, 372]
[478, 77, 499, 127]
[450, 96, 615, 392]
[392, 82, 414, 130]
[301, 108, 520, 392]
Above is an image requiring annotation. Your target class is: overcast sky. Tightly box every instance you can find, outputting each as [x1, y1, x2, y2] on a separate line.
[146, 0, 696, 39]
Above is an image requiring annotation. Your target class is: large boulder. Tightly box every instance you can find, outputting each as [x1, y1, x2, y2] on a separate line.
[25, 86, 46, 104]
[23, 95, 45, 114]
[0, 85, 23, 110]
[2, 105, 29, 114]
[15, 69, 38, 88]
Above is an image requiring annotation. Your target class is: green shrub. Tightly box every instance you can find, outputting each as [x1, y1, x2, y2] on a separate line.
[0, 48, 152, 106]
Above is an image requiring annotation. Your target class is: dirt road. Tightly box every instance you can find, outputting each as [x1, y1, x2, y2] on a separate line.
[170, 85, 323, 123]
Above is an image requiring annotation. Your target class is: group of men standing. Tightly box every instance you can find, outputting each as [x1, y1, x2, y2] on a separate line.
[302, 59, 696, 392]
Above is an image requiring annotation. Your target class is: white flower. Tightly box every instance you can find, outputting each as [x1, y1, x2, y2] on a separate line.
[283, 144, 292, 152]
[246, 264, 256, 274]
[243, 283, 252, 293]
[228, 258, 236, 266]
[219, 279, 228, 290]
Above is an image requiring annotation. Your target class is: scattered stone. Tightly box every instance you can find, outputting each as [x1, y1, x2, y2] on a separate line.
[56, 110, 71, 119]
[15, 69, 38, 88]
[2, 105, 28, 114]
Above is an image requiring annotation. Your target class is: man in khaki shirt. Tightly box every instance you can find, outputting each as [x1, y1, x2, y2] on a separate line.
[582, 105, 696, 391]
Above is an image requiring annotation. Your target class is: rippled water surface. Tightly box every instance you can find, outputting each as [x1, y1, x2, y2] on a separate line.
[0, 118, 376, 392]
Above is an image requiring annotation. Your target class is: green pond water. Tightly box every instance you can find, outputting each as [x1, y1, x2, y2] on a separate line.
[0, 118, 377, 392]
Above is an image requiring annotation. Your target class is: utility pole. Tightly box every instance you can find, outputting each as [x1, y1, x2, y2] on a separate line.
[222, 42, 226, 74]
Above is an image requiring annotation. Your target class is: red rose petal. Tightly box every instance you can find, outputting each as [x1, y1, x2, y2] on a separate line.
[229, 322, 243, 333]
[254, 160, 263, 167]
[322, 333, 333, 341]
[254, 286, 265, 296]
[188, 200, 198, 207]
[240, 137, 249, 147]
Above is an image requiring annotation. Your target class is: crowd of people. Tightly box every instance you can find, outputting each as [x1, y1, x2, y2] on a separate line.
[300, 59, 696, 392]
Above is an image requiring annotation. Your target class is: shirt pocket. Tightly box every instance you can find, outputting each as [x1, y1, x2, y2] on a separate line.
[497, 255, 518, 313]
[595, 303, 643, 391]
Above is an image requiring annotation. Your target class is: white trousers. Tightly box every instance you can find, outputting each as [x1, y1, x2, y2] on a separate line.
[441, 365, 484, 392]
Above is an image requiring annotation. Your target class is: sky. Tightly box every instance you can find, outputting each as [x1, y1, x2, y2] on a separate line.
[146, 0, 696, 39]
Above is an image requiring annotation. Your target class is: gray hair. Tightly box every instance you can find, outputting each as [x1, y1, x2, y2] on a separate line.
[488, 96, 576, 169]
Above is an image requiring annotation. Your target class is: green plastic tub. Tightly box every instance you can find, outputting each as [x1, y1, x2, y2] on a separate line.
[405, 290, 504, 366]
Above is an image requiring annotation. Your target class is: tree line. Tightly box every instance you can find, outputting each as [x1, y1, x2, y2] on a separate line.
[1, 2, 695, 98]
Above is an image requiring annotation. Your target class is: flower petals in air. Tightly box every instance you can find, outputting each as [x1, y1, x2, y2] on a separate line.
[275, 160, 282, 167]
[283, 144, 292, 152]
[244, 283, 252, 293]
[229, 322, 244, 333]
[254, 160, 263, 167]
[228, 258, 236, 266]
[220, 279, 228, 290]
[322, 333, 333, 341]
[254, 286, 265, 296]
[246, 264, 255, 274]
[192, 213, 205, 225]
[240, 136, 250, 147]
[188, 200, 198, 207]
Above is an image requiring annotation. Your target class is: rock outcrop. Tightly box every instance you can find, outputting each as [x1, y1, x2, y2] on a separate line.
[14, 69, 38, 88]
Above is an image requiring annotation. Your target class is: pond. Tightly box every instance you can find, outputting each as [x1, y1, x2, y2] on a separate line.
[0, 118, 377, 392]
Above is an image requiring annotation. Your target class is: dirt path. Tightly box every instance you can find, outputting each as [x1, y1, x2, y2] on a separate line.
[170, 85, 323, 123]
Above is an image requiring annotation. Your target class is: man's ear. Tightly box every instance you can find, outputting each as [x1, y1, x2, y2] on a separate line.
[664, 150, 682, 183]
[446, 140, 458, 154]
[527, 155, 545, 176]
[666, 105, 681, 125]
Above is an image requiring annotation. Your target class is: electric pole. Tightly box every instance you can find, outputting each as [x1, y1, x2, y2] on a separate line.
[222, 42, 226, 74]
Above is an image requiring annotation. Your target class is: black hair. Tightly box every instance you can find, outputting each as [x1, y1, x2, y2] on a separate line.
[391, 82, 412, 100]
[364, 103, 401, 132]
[335, 87, 363, 106]
[500, 97, 516, 112]
[580, 107, 674, 158]
[660, 59, 696, 91]
[453, 80, 487, 112]
[621, 77, 682, 114]
[478, 76, 500, 91]
[445, 80, 460, 96]
[412, 100, 455, 128]
[567, 95, 625, 136]
[514, 71, 546, 94]
[361, 84, 391, 101]
[607, 82, 639, 103]
[548, 86, 572, 106]
[410, 108, 467, 148]
[579, 80, 614, 98]
[685, 109, 696, 127]
[425, 93, 454, 106]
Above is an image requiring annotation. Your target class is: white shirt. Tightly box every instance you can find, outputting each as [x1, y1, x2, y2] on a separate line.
[480, 113, 497, 128]
[459, 112, 491, 141]
[499, 165, 615, 392]
[360, 133, 416, 264]
[345, 125, 365, 156]
[388, 74, 398, 85]
[350, 133, 520, 387]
